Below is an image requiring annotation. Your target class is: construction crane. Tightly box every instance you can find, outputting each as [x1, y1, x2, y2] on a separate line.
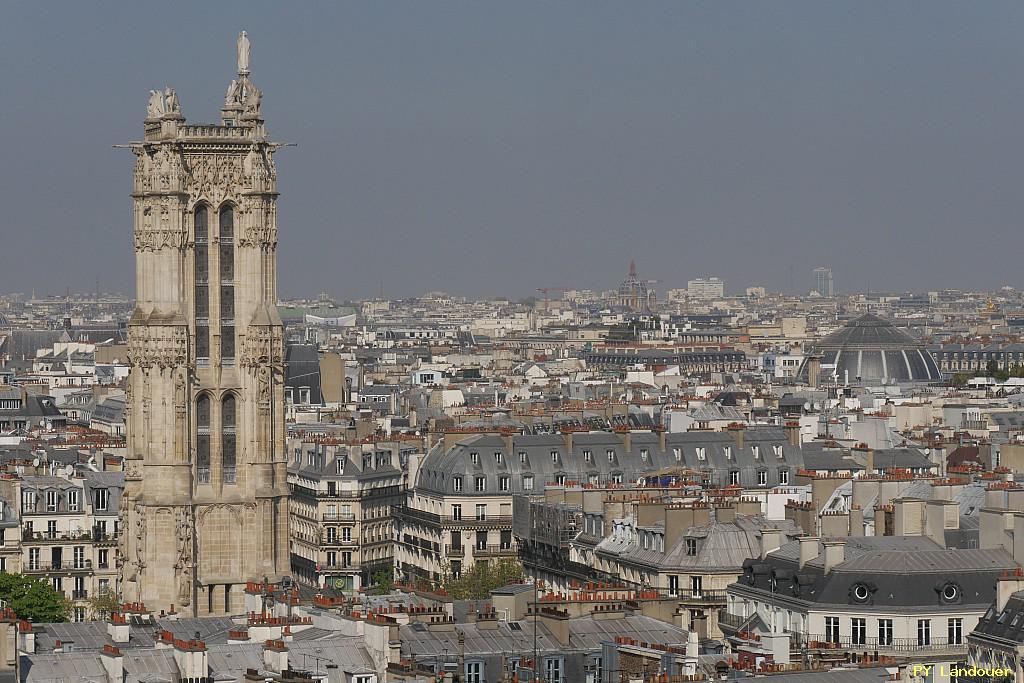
[536, 287, 568, 312]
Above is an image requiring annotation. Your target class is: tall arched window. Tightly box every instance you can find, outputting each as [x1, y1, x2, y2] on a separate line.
[194, 206, 210, 361]
[222, 394, 236, 484]
[196, 394, 211, 484]
[219, 206, 235, 362]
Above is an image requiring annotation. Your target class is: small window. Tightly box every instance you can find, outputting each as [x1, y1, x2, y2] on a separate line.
[453, 477, 463, 493]
[607, 449, 615, 462]
[758, 470, 768, 487]
[673, 447, 681, 461]
[640, 448, 649, 462]
[686, 538, 697, 556]
[779, 469, 789, 485]
[551, 450, 559, 463]
[519, 451, 527, 464]
[494, 452, 502, 464]
[583, 450, 592, 463]
[474, 476, 486, 492]
[729, 470, 740, 486]
[499, 476, 510, 492]
[523, 475, 534, 491]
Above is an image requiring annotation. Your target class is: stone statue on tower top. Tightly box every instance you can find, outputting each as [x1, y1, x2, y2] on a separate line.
[237, 30, 251, 75]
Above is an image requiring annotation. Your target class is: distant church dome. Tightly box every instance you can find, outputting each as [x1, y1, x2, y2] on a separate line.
[799, 313, 940, 383]
[617, 260, 653, 311]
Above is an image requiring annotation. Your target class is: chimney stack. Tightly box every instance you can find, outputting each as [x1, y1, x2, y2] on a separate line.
[822, 540, 845, 574]
[798, 536, 820, 569]
[760, 528, 782, 559]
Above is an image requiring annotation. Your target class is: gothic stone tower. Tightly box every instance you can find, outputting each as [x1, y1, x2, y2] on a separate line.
[119, 32, 289, 616]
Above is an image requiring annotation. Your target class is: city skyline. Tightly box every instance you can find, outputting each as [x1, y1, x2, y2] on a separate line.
[5, 3, 1024, 299]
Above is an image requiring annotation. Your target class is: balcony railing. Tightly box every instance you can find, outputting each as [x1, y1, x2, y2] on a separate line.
[446, 545, 465, 557]
[24, 560, 93, 573]
[321, 536, 358, 547]
[473, 544, 516, 556]
[792, 632, 964, 653]
[72, 589, 88, 599]
[443, 515, 514, 527]
[668, 589, 728, 603]
[322, 512, 356, 522]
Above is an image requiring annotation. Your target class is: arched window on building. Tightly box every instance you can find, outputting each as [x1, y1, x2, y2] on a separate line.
[194, 206, 210, 361]
[219, 205, 235, 363]
[196, 394, 211, 484]
[222, 394, 236, 484]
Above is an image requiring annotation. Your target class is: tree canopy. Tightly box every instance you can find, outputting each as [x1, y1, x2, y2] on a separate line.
[0, 573, 70, 623]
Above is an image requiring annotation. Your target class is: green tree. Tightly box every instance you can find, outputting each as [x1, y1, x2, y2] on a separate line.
[371, 567, 395, 594]
[0, 573, 70, 623]
[951, 373, 971, 388]
[987, 359, 1000, 377]
[85, 585, 121, 621]
[442, 559, 524, 600]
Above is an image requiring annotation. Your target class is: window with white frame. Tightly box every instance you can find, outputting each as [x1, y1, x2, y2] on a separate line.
[851, 618, 866, 645]
[917, 619, 931, 646]
[453, 477, 463, 492]
[474, 476, 486, 492]
[878, 619, 893, 646]
[948, 617, 962, 645]
[825, 616, 840, 643]
[523, 475, 534, 491]
[465, 661, 483, 683]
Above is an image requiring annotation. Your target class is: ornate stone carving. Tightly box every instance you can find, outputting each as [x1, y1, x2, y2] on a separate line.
[127, 324, 189, 370]
[184, 154, 245, 204]
[174, 507, 193, 606]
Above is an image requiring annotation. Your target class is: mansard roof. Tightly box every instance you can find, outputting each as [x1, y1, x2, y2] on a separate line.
[416, 428, 804, 496]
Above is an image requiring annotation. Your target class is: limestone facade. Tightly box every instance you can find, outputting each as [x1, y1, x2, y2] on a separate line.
[118, 34, 290, 617]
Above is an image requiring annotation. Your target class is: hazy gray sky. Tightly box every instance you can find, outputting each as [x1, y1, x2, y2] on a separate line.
[3, 1, 1024, 299]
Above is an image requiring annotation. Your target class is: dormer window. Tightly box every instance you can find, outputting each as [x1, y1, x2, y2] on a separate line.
[471, 452, 479, 465]
[519, 452, 527, 464]
[551, 451, 559, 463]
[752, 446, 761, 460]
[773, 444, 783, 458]
[555, 474, 566, 486]
[607, 449, 615, 462]
[640, 449, 649, 462]
[720, 447, 728, 460]
[686, 538, 697, 556]
[584, 450, 592, 463]
[673, 448, 681, 461]
[494, 452, 503, 464]
[453, 476, 463, 492]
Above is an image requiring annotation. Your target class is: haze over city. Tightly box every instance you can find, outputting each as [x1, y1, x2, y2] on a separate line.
[4, 1, 1024, 298]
